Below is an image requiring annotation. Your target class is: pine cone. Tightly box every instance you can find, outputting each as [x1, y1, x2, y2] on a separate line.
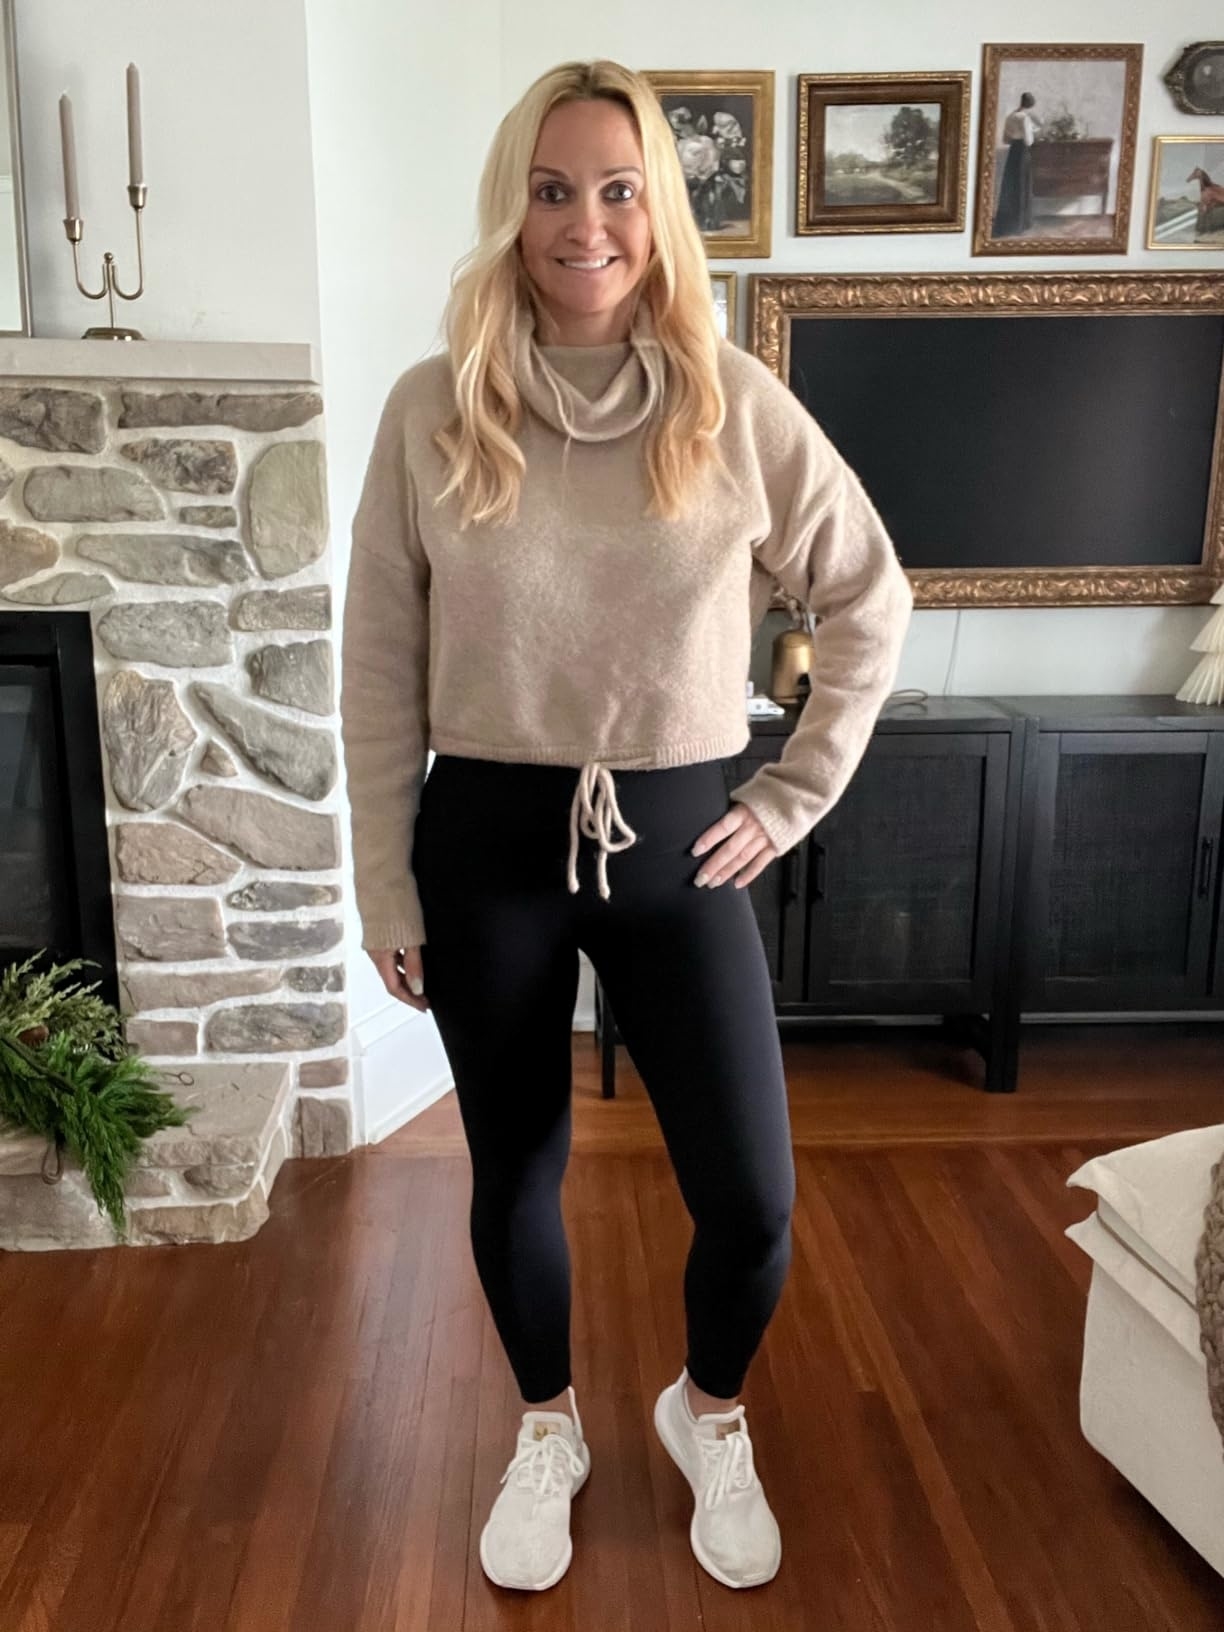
[16, 1024, 49, 1048]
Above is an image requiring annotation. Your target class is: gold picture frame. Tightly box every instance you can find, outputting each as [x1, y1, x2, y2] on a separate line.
[1147, 135, 1224, 250]
[643, 69, 774, 257]
[796, 71, 970, 235]
[748, 270, 1224, 610]
[710, 270, 738, 342]
[973, 42, 1143, 257]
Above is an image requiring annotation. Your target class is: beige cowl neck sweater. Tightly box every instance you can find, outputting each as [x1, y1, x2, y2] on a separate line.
[340, 310, 914, 952]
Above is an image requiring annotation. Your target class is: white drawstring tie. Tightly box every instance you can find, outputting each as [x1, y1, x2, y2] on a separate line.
[566, 759, 638, 901]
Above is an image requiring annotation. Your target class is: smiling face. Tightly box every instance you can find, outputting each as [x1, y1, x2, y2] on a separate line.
[519, 96, 653, 346]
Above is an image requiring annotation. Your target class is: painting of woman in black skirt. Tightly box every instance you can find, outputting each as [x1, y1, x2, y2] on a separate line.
[992, 91, 1037, 236]
[974, 43, 1142, 256]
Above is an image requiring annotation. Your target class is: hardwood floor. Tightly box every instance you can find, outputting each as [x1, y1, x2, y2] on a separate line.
[1, 1021, 1222, 1630]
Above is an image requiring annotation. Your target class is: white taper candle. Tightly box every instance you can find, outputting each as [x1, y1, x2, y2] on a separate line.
[126, 62, 143, 186]
[59, 92, 80, 219]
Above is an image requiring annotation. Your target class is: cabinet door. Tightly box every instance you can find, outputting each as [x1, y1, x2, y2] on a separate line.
[1026, 731, 1222, 1009]
[803, 733, 1010, 1008]
[723, 748, 807, 1003]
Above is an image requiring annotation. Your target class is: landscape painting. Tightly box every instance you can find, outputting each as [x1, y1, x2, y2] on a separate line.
[797, 72, 970, 235]
[823, 102, 942, 205]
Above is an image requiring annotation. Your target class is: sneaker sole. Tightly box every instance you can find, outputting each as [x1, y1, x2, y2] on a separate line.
[653, 1383, 780, 1590]
[478, 1447, 591, 1591]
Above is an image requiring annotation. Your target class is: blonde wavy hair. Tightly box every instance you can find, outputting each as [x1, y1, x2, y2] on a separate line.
[433, 59, 726, 528]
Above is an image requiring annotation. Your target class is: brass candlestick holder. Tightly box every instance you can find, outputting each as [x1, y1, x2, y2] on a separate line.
[62, 181, 147, 340]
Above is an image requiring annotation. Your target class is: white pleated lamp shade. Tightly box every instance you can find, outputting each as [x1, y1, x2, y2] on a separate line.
[1176, 583, 1224, 704]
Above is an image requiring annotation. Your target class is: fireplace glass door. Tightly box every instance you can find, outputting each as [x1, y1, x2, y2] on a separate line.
[0, 662, 73, 958]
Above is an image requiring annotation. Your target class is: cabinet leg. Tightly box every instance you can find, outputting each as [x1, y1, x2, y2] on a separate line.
[984, 1002, 1020, 1094]
[938, 1012, 1018, 1092]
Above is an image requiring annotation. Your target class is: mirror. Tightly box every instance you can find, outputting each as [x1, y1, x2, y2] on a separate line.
[0, 0, 30, 334]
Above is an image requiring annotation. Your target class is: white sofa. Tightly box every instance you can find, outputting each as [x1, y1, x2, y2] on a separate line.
[1065, 1123, 1224, 1578]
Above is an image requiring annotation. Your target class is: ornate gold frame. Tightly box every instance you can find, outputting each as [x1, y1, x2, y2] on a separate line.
[796, 71, 970, 236]
[973, 43, 1143, 258]
[643, 69, 774, 257]
[748, 270, 1224, 610]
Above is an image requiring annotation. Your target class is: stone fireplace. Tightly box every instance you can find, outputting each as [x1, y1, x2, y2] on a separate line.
[0, 339, 354, 1250]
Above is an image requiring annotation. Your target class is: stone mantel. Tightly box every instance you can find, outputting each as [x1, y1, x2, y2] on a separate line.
[0, 337, 320, 385]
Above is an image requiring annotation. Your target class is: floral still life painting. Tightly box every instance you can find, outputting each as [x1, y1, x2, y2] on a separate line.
[644, 71, 774, 256]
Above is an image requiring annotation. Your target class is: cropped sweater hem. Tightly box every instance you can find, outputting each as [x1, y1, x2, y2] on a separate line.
[427, 726, 751, 770]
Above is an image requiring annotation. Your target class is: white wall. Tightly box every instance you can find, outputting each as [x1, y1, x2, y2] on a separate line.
[302, 0, 503, 1134]
[14, 0, 320, 344]
[503, 3, 1223, 700]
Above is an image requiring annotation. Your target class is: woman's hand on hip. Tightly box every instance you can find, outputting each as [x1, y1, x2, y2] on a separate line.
[367, 946, 430, 1012]
[690, 802, 778, 890]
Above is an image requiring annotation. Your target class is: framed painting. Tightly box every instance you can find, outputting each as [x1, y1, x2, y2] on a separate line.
[796, 71, 970, 234]
[643, 69, 773, 257]
[973, 43, 1142, 256]
[710, 271, 738, 341]
[1147, 136, 1224, 248]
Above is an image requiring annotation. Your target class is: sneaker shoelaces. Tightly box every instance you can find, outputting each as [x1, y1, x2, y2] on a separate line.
[694, 1407, 758, 1509]
[499, 1428, 586, 1516]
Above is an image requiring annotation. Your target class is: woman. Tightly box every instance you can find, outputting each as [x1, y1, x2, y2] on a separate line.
[992, 90, 1038, 237]
[339, 59, 913, 1594]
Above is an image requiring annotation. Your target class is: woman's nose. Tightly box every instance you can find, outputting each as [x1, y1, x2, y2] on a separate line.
[565, 197, 611, 245]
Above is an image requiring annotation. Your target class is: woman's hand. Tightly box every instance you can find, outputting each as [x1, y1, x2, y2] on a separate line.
[367, 946, 430, 1012]
[690, 802, 778, 889]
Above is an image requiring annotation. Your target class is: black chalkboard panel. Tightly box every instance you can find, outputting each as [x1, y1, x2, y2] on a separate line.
[788, 312, 1224, 570]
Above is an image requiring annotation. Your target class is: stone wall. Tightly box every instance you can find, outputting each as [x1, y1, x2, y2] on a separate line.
[0, 376, 353, 1171]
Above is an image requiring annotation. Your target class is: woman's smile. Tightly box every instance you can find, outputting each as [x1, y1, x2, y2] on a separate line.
[556, 255, 620, 274]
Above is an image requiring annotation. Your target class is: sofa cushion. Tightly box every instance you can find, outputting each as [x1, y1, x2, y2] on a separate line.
[1064, 1122, 1224, 1307]
[1065, 1210, 1204, 1364]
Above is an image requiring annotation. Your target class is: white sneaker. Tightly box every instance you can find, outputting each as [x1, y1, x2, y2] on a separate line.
[479, 1384, 591, 1591]
[653, 1368, 781, 1589]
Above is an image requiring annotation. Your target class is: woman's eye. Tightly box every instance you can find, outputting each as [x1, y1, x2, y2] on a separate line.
[533, 181, 636, 204]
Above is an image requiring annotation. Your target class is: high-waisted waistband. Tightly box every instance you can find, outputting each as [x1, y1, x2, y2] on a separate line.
[421, 752, 729, 907]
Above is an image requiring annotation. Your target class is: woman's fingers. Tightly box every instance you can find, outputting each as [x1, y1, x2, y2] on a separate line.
[367, 947, 430, 1011]
[697, 829, 769, 886]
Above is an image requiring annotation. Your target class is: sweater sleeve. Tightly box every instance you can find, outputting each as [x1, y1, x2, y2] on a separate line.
[339, 372, 432, 951]
[727, 373, 914, 855]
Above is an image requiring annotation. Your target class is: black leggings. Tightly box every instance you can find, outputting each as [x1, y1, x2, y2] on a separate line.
[413, 752, 796, 1404]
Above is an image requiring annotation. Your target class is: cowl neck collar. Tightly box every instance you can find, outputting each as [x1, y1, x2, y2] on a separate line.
[513, 300, 665, 442]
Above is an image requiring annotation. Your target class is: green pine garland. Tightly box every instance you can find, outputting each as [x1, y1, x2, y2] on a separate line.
[0, 953, 198, 1242]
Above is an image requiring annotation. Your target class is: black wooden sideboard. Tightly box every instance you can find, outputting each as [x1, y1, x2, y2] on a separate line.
[592, 695, 1224, 1095]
